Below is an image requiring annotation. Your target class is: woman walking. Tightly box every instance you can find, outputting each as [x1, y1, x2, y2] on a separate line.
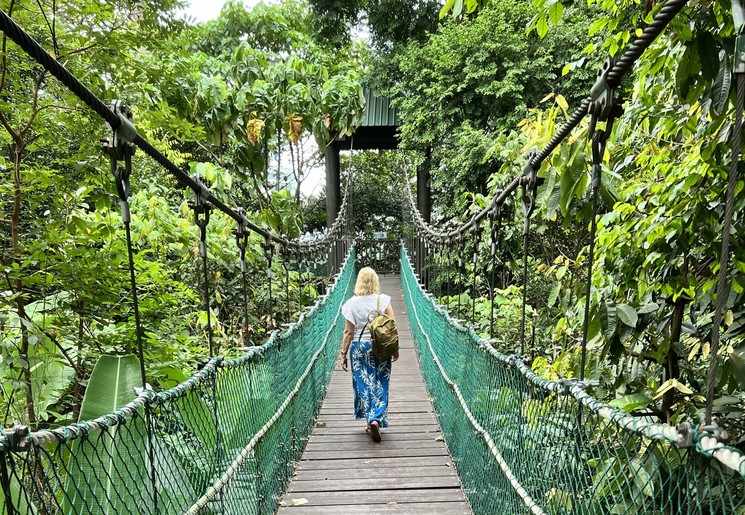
[340, 267, 399, 442]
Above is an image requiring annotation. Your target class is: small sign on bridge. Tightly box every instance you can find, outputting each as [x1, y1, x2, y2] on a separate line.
[373, 231, 387, 239]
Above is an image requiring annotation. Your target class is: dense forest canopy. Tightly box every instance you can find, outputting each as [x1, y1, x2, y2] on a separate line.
[0, 0, 743, 453]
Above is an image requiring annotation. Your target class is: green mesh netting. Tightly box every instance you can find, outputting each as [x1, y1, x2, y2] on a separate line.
[0, 249, 355, 515]
[400, 246, 745, 515]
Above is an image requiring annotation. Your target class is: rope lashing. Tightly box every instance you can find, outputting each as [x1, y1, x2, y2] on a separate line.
[189, 175, 215, 356]
[705, 17, 745, 424]
[579, 57, 623, 381]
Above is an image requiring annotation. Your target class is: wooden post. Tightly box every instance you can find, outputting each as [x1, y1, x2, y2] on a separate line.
[416, 148, 431, 223]
[416, 149, 431, 283]
[325, 143, 341, 229]
[325, 143, 340, 272]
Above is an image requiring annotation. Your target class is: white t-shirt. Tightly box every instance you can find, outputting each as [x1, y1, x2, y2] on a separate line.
[341, 293, 392, 342]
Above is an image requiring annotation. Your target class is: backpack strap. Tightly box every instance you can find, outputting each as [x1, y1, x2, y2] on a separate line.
[358, 295, 382, 343]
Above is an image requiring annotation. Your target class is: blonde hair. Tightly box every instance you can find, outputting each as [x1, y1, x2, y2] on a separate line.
[354, 267, 380, 296]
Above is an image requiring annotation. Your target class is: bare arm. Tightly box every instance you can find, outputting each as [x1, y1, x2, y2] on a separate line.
[385, 304, 395, 320]
[340, 319, 355, 371]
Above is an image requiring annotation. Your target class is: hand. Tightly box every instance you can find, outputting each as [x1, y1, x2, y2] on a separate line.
[341, 353, 349, 371]
[392, 351, 399, 363]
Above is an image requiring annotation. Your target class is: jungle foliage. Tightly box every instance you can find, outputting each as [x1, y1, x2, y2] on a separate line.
[2, 0, 744, 453]
[0, 0, 357, 430]
[416, 0, 745, 440]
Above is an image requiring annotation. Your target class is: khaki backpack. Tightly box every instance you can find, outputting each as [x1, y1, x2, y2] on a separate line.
[366, 295, 399, 361]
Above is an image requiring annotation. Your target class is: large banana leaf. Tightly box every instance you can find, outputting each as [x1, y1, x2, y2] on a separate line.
[62, 355, 151, 514]
[1, 473, 37, 515]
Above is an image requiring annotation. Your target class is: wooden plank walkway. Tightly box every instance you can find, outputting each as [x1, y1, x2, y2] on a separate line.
[278, 275, 471, 514]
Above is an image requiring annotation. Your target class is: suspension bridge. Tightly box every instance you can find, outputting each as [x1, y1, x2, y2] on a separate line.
[2, 0, 745, 513]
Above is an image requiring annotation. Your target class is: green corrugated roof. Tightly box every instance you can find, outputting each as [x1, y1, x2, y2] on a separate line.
[362, 87, 400, 127]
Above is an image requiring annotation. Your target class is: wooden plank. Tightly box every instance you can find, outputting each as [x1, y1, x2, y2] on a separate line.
[316, 413, 437, 422]
[308, 431, 442, 442]
[280, 488, 466, 506]
[280, 274, 472, 514]
[291, 465, 458, 481]
[313, 426, 440, 438]
[304, 439, 446, 452]
[301, 447, 448, 460]
[277, 501, 471, 514]
[295, 456, 454, 471]
[287, 475, 462, 493]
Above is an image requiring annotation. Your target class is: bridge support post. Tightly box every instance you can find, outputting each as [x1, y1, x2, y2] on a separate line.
[325, 142, 341, 272]
[416, 148, 431, 224]
[416, 149, 431, 281]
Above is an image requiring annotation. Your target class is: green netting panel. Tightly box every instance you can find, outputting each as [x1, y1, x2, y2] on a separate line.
[400, 245, 745, 515]
[0, 248, 356, 515]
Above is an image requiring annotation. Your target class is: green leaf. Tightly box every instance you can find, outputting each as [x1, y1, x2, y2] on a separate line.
[78, 355, 142, 421]
[548, 1, 564, 26]
[64, 355, 149, 514]
[558, 144, 587, 216]
[1, 473, 38, 514]
[608, 393, 652, 412]
[731, 344, 745, 389]
[616, 304, 638, 328]
[453, 0, 465, 18]
[600, 301, 617, 340]
[439, 0, 456, 18]
[637, 302, 659, 315]
[712, 49, 731, 116]
[630, 457, 655, 497]
[537, 16, 549, 38]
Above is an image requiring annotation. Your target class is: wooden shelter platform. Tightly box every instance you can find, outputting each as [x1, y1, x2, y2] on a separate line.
[278, 275, 471, 514]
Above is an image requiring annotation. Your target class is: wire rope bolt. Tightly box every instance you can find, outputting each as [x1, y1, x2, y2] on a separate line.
[101, 101, 137, 223]
[101, 100, 137, 160]
[5, 426, 29, 452]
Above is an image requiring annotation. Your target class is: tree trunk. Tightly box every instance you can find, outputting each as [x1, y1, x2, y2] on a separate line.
[662, 297, 685, 424]
[12, 139, 36, 429]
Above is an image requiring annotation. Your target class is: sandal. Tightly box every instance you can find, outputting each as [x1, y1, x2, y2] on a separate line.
[369, 420, 381, 442]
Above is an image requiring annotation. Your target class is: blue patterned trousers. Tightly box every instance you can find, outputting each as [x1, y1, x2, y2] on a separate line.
[350, 340, 391, 428]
